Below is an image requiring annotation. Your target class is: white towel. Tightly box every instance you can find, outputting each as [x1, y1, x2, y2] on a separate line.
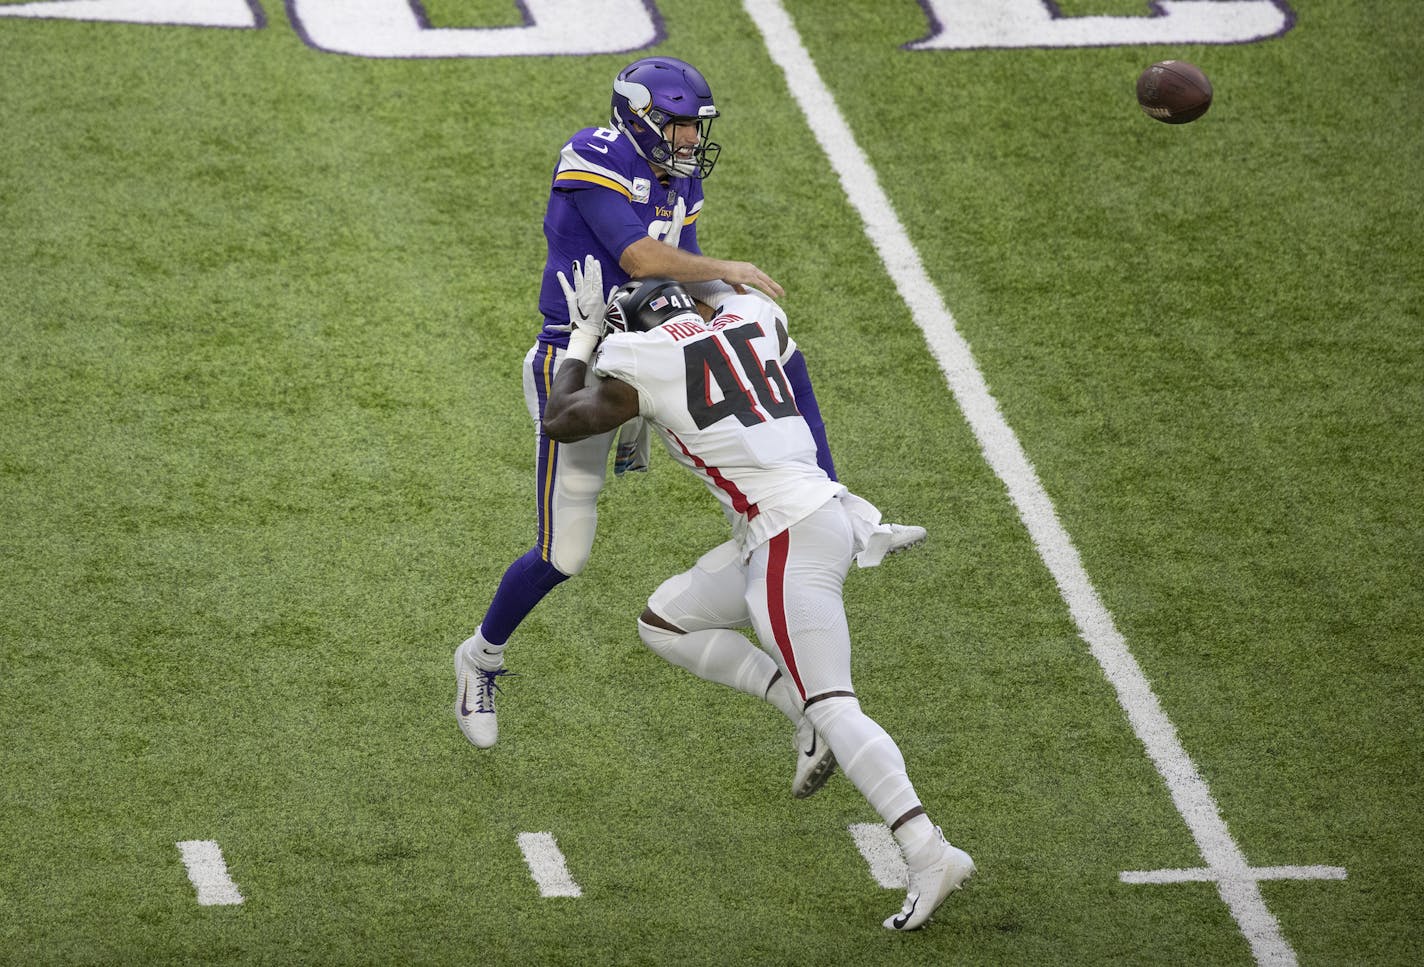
[614, 417, 651, 475]
[840, 492, 895, 568]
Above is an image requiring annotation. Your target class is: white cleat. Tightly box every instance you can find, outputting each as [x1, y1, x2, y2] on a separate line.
[883, 523, 927, 556]
[883, 829, 974, 931]
[792, 715, 836, 799]
[454, 642, 511, 749]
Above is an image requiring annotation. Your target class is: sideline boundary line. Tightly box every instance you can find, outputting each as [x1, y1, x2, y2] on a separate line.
[742, 3, 1341, 964]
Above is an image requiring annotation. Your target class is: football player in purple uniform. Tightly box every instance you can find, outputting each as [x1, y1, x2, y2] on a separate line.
[455, 57, 924, 751]
[538, 264, 974, 931]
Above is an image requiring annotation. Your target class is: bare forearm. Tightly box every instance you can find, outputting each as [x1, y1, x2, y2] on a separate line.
[542, 360, 638, 443]
[541, 360, 597, 442]
[620, 238, 783, 299]
[620, 238, 723, 280]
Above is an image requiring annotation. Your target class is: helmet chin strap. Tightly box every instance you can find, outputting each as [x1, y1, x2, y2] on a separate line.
[657, 140, 713, 179]
[657, 116, 716, 179]
[647, 145, 695, 180]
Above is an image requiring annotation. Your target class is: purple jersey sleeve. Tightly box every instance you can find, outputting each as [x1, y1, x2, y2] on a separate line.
[784, 349, 837, 481]
[570, 188, 649, 265]
[536, 126, 704, 346]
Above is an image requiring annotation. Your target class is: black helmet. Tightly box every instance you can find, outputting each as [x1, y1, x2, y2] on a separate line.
[606, 277, 701, 333]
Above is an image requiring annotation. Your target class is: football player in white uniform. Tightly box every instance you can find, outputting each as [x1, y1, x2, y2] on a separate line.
[540, 258, 973, 932]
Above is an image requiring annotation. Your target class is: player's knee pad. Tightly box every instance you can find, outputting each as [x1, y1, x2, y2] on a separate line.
[541, 437, 611, 577]
[547, 528, 594, 576]
[646, 540, 749, 632]
[544, 468, 602, 575]
[637, 617, 682, 660]
[645, 572, 697, 628]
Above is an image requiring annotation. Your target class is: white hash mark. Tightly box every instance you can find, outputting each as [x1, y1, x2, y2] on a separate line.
[176, 840, 244, 906]
[517, 831, 582, 898]
[850, 822, 908, 889]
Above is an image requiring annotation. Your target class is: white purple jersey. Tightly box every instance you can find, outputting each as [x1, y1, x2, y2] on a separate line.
[538, 125, 705, 347]
[594, 294, 845, 555]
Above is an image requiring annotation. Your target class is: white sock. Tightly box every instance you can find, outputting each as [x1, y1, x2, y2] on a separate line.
[639, 622, 793, 719]
[764, 674, 803, 723]
[893, 815, 940, 869]
[806, 696, 923, 826]
[464, 628, 504, 671]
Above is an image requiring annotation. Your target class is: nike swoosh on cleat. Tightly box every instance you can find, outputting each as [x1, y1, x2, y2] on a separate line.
[892, 896, 919, 930]
[459, 680, 473, 717]
[802, 735, 818, 758]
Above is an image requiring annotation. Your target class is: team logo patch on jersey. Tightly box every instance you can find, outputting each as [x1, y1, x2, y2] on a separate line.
[632, 177, 651, 203]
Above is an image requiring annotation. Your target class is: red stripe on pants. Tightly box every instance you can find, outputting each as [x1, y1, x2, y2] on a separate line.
[766, 530, 806, 700]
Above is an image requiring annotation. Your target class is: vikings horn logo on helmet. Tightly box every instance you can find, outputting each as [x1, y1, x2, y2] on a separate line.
[611, 57, 721, 179]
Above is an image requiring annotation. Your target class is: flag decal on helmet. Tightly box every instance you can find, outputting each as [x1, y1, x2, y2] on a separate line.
[607, 278, 701, 334]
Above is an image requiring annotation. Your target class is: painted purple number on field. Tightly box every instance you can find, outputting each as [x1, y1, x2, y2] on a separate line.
[286, 0, 662, 58]
[908, 0, 1295, 49]
[0, 0, 262, 28]
[0, 0, 1295, 53]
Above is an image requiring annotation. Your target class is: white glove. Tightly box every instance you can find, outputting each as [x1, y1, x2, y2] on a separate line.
[659, 196, 686, 248]
[557, 255, 609, 362]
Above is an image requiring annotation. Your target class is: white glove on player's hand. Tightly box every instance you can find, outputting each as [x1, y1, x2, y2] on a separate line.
[659, 196, 685, 248]
[556, 255, 611, 362]
[558, 254, 608, 338]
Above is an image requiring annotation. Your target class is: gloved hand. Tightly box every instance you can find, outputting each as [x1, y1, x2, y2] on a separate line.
[557, 255, 609, 362]
[659, 197, 686, 248]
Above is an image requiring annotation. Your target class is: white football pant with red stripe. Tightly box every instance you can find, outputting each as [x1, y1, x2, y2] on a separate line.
[645, 495, 927, 831]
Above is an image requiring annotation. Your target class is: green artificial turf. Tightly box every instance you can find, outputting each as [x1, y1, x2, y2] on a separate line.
[2, 2, 1420, 964]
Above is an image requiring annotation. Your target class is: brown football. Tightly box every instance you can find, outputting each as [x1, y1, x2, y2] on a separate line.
[1136, 60, 1213, 124]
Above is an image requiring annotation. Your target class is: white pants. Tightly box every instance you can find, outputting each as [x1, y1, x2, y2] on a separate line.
[648, 496, 856, 703]
[646, 498, 926, 829]
[522, 342, 617, 576]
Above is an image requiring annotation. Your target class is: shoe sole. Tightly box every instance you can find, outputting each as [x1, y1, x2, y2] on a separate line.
[885, 534, 927, 555]
[793, 752, 837, 799]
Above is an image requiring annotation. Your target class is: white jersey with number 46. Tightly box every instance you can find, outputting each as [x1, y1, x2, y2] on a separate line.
[594, 294, 845, 556]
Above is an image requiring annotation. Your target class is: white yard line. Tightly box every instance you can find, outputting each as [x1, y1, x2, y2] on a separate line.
[517, 831, 583, 897]
[1122, 866, 1349, 885]
[743, 2, 1339, 963]
[176, 840, 244, 906]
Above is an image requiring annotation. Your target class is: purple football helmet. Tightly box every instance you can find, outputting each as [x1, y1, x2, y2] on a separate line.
[611, 57, 721, 179]
[606, 278, 700, 333]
